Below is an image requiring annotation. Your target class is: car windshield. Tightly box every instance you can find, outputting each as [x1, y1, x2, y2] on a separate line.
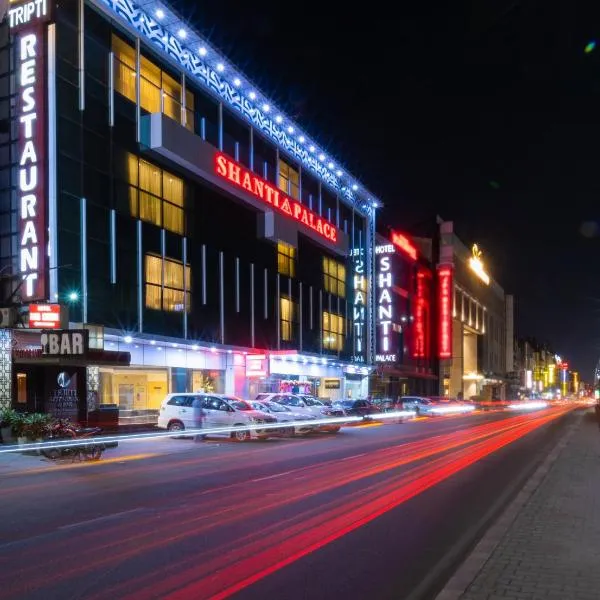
[255, 394, 269, 401]
[341, 401, 355, 407]
[265, 402, 288, 412]
[231, 400, 253, 411]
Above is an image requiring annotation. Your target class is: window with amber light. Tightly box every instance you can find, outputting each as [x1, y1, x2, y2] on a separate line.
[323, 311, 345, 352]
[112, 34, 195, 131]
[145, 254, 191, 312]
[127, 154, 184, 234]
[280, 297, 296, 342]
[278, 159, 300, 199]
[277, 242, 296, 277]
[323, 257, 346, 297]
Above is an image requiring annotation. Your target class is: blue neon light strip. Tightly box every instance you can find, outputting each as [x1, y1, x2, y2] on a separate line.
[97, 0, 380, 214]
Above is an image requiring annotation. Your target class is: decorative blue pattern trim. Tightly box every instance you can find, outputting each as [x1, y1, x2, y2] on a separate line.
[97, 0, 380, 215]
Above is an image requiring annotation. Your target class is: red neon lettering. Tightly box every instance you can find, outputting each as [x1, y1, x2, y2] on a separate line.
[438, 267, 453, 359]
[214, 152, 338, 243]
[391, 230, 418, 260]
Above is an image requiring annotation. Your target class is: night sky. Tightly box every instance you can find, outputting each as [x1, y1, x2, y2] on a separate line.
[174, 0, 600, 378]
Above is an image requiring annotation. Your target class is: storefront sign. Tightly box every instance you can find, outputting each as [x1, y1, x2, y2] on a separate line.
[11, 0, 51, 301]
[8, 0, 49, 29]
[350, 247, 366, 362]
[438, 266, 453, 359]
[468, 244, 490, 285]
[324, 378, 340, 389]
[413, 269, 427, 359]
[28, 303, 60, 328]
[246, 354, 268, 378]
[41, 330, 88, 356]
[46, 369, 79, 420]
[391, 230, 417, 261]
[376, 246, 396, 363]
[215, 153, 338, 244]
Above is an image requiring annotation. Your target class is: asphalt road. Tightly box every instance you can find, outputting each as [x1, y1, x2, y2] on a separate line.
[0, 406, 576, 600]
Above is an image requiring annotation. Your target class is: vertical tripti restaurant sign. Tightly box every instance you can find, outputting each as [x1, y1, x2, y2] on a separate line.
[437, 266, 453, 359]
[9, 0, 51, 300]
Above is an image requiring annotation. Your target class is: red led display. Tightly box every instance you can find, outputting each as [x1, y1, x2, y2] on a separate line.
[391, 230, 418, 261]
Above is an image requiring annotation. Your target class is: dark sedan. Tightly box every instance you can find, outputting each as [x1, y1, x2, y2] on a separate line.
[339, 399, 378, 417]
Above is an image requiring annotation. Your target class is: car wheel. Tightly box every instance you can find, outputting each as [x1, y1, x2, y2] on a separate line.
[167, 421, 184, 432]
[232, 427, 250, 441]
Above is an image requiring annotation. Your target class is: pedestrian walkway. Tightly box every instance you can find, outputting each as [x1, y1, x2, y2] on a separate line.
[438, 409, 600, 600]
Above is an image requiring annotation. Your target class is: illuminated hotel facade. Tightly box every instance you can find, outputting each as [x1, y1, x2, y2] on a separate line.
[435, 220, 513, 400]
[0, 0, 379, 420]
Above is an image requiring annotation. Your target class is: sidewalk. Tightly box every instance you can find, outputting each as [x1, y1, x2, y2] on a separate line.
[438, 409, 600, 600]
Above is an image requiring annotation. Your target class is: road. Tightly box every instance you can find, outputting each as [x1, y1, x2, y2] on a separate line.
[0, 406, 576, 600]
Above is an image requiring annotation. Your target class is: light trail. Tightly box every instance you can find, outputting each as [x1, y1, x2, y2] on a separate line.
[0, 406, 574, 600]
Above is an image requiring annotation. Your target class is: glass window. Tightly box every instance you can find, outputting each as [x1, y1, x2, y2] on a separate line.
[145, 253, 191, 312]
[278, 159, 299, 199]
[323, 257, 346, 298]
[125, 154, 184, 234]
[277, 242, 296, 278]
[323, 311, 345, 352]
[280, 297, 296, 342]
[112, 34, 186, 126]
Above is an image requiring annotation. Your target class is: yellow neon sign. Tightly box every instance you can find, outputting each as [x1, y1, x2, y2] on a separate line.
[469, 244, 490, 285]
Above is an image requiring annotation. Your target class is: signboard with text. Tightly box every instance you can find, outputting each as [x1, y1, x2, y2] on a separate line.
[350, 247, 366, 362]
[28, 303, 61, 328]
[10, 0, 52, 301]
[41, 330, 89, 356]
[437, 266, 453, 359]
[375, 244, 397, 363]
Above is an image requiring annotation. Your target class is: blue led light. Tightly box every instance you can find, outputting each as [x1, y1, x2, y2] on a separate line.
[97, 0, 380, 213]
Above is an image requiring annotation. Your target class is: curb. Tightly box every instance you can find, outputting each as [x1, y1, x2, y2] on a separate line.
[434, 412, 581, 600]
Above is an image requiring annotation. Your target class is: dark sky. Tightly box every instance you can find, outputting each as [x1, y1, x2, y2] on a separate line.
[174, 0, 600, 378]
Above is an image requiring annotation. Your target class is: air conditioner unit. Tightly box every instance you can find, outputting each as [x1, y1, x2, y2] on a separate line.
[0, 307, 16, 328]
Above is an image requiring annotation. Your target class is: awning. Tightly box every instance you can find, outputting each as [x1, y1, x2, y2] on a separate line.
[13, 348, 131, 367]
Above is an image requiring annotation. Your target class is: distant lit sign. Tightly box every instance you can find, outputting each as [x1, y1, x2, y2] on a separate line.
[376, 245, 396, 363]
[468, 244, 490, 286]
[29, 303, 60, 328]
[246, 354, 268, 378]
[391, 230, 418, 261]
[438, 266, 453, 359]
[413, 269, 428, 359]
[351, 247, 366, 362]
[215, 153, 338, 244]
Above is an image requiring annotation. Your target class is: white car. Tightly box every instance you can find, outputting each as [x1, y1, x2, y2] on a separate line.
[157, 393, 278, 441]
[249, 400, 318, 436]
[255, 393, 346, 432]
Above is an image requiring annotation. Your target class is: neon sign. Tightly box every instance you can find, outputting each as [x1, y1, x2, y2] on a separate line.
[438, 266, 453, 359]
[11, 0, 50, 301]
[376, 246, 396, 363]
[350, 247, 366, 362]
[468, 244, 490, 285]
[413, 270, 427, 358]
[246, 354, 268, 378]
[28, 303, 61, 329]
[391, 230, 417, 261]
[215, 153, 338, 244]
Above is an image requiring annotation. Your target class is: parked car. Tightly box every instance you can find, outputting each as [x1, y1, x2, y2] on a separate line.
[400, 396, 439, 416]
[158, 393, 278, 441]
[255, 393, 346, 432]
[249, 400, 318, 436]
[339, 399, 378, 418]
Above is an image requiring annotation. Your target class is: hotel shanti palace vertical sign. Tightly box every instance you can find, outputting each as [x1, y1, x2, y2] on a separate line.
[9, 0, 51, 300]
[350, 247, 365, 362]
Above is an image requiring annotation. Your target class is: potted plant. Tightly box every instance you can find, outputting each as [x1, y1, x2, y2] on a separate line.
[0, 408, 19, 444]
[21, 413, 52, 443]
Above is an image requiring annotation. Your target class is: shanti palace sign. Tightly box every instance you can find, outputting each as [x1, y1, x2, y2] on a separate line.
[215, 152, 338, 244]
[10, 0, 51, 300]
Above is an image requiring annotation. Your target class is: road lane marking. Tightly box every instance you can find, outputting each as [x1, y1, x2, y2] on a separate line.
[251, 470, 295, 482]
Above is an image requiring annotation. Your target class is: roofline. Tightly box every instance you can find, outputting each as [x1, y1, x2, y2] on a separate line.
[93, 0, 381, 218]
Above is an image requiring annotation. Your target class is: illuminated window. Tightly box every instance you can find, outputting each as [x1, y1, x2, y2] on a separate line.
[277, 242, 296, 277]
[278, 159, 300, 199]
[145, 254, 191, 312]
[323, 311, 345, 352]
[280, 297, 296, 342]
[323, 257, 346, 297]
[112, 34, 194, 131]
[127, 154, 184, 234]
